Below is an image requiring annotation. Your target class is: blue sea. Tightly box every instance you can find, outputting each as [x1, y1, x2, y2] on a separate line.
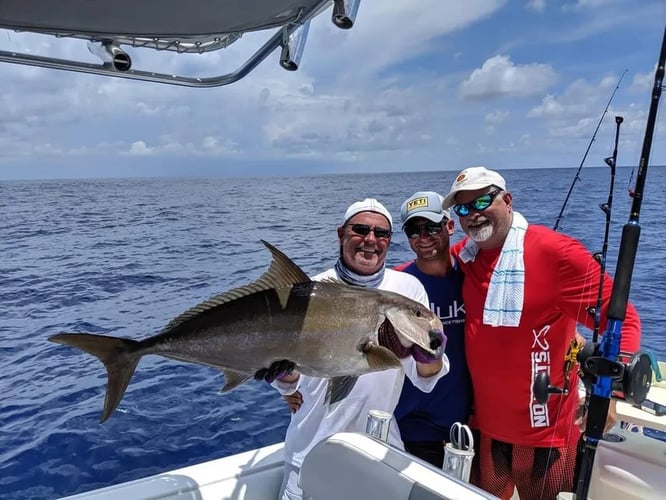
[1, 167, 665, 499]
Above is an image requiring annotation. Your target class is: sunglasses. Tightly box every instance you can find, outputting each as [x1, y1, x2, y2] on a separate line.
[404, 222, 444, 239]
[452, 189, 502, 217]
[347, 223, 392, 239]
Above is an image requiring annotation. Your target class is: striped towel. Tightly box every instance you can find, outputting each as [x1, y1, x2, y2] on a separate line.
[459, 211, 528, 327]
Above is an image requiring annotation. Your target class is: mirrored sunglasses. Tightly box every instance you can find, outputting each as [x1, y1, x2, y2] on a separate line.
[453, 189, 502, 217]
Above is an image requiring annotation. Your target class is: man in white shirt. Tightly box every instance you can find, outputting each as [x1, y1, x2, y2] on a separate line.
[267, 198, 449, 500]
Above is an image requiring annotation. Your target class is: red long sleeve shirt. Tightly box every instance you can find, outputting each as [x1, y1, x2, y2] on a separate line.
[453, 224, 641, 447]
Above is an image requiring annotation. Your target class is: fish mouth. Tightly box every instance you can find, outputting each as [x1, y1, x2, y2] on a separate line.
[377, 319, 412, 357]
[429, 329, 444, 351]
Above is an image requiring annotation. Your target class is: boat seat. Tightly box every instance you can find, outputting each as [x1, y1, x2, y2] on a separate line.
[588, 427, 666, 500]
[299, 432, 498, 500]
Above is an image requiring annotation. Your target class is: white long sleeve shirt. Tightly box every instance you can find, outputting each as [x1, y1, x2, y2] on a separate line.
[273, 268, 450, 468]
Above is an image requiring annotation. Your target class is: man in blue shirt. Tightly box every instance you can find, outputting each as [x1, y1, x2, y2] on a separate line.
[394, 191, 472, 468]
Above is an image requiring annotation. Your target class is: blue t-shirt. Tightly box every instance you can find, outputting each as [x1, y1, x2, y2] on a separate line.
[394, 261, 472, 442]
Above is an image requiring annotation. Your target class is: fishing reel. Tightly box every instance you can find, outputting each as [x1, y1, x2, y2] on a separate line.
[533, 338, 581, 404]
[577, 343, 652, 405]
[533, 339, 652, 406]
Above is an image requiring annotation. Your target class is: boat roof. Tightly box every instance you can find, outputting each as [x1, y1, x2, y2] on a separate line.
[0, 0, 326, 39]
[0, 0, 351, 87]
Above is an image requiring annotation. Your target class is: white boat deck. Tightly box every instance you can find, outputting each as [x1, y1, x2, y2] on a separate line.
[60, 364, 666, 500]
[62, 442, 285, 500]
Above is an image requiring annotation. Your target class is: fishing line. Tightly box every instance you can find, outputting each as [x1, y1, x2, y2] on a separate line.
[553, 70, 627, 232]
[532, 27, 665, 499]
[589, 116, 622, 342]
[539, 251, 598, 497]
[535, 125, 621, 487]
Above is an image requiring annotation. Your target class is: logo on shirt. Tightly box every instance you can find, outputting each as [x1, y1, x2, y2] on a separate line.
[431, 300, 465, 324]
[530, 324, 551, 428]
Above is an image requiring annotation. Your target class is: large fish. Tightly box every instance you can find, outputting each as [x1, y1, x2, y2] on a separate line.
[49, 240, 445, 422]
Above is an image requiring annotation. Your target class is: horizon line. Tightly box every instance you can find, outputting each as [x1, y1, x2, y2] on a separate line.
[2, 164, 663, 183]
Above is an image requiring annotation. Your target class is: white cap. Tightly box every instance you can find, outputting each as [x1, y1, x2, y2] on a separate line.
[442, 166, 507, 209]
[343, 198, 393, 230]
[400, 191, 450, 226]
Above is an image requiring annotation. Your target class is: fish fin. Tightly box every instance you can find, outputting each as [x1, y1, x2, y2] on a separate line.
[158, 240, 310, 333]
[325, 376, 358, 405]
[49, 333, 142, 423]
[364, 344, 403, 370]
[258, 240, 311, 286]
[220, 369, 253, 392]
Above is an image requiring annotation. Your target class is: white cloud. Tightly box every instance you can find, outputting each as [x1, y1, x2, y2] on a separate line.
[548, 117, 596, 138]
[562, 0, 621, 11]
[522, 70, 662, 168]
[300, 0, 507, 80]
[631, 64, 656, 93]
[128, 141, 154, 156]
[527, 75, 620, 119]
[459, 55, 557, 100]
[526, 0, 547, 12]
[0, 0, 663, 176]
[528, 95, 565, 117]
[485, 110, 509, 124]
[200, 135, 239, 154]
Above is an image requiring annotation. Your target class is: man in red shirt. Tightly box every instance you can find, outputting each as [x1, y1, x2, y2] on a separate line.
[441, 166, 641, 500]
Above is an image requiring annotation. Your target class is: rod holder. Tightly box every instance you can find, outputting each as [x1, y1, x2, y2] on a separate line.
[279, 21, 311, 71]
[365, 409, 392, 442]
[87, 41, 132, 71]
[332, 0, 361, 29]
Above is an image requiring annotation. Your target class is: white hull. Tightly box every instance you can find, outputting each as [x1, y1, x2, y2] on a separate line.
[62, 442, 286, 500]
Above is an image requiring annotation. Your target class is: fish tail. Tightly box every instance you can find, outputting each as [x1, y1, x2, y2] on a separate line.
[49, 333, 142, 422]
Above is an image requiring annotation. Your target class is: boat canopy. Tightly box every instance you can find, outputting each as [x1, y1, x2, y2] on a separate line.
[0, 0, 360, 87]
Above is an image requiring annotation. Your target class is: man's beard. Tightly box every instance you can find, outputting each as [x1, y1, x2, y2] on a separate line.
[468, 220, 494, 242]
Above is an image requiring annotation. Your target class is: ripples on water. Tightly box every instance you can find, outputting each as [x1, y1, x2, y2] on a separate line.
[1, 168, 665, 498]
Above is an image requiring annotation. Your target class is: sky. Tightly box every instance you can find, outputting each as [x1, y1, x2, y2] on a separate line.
[0, 0, 664, 180]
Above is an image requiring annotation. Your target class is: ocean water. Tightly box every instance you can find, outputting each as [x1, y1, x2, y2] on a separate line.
[1, 167, 665, 499]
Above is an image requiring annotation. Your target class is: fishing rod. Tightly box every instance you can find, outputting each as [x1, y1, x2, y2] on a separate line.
[553, 70, 627, 232]
[574, 25, 665, 499]
[533, 117, 624, 407]
[590, 115, 622, 339]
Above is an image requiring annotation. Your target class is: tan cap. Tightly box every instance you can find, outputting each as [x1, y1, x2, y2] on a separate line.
[442, 166, 507, 209]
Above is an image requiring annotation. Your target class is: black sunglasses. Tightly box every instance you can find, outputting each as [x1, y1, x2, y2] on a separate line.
[452, 189, 502, 217]
[346, 223, 392, 239]
[403, 221, 444, 239]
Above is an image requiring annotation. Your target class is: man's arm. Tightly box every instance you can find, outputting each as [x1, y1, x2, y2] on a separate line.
[254, 360, 301, 396]
[416, 360, 444, 377]
[271, 371, 301, 395]
[403, 354, 449, 392]
[558, 236, 641, 353]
